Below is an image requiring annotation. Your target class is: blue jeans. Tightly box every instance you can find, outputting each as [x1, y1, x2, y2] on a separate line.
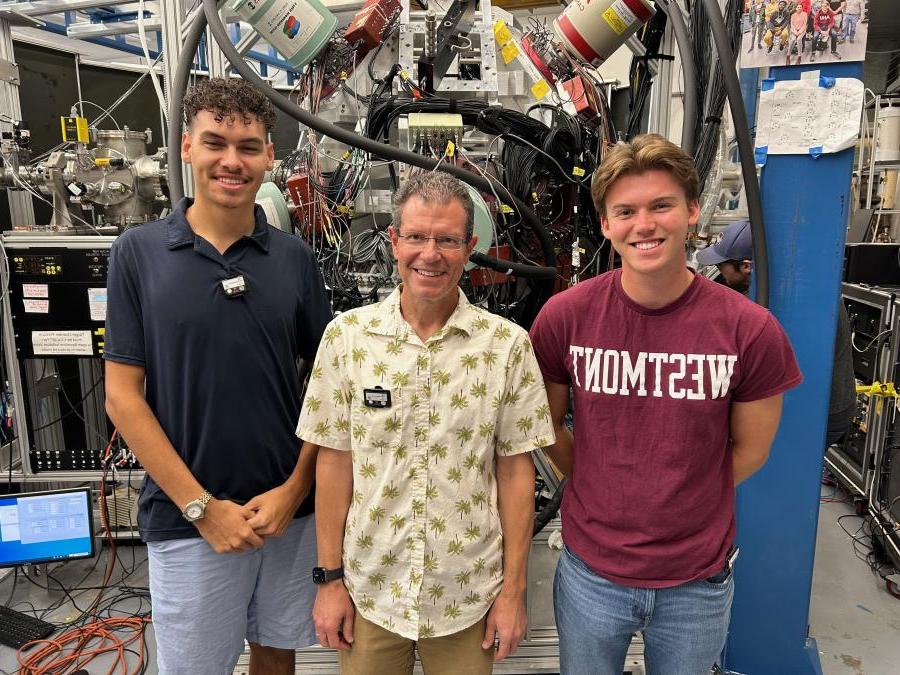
[554, 545, 734, 675]
[843, 14, 859, 39]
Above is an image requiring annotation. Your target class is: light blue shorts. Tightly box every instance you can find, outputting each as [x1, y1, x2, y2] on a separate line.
[147, 514, 317, 675]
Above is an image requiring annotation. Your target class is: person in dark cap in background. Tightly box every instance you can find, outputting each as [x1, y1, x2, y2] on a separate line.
[697, 220, 755, 294]
[698, 220, 855, 446]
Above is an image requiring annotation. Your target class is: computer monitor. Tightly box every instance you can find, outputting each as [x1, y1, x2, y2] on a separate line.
[0, 488, 96, 568]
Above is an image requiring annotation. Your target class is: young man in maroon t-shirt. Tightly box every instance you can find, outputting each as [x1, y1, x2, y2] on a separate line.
[529, 134, 801, 674]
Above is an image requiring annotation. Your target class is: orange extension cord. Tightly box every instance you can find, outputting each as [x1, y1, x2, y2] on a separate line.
[17, 616, 151, 675]
[17, 430, 153, 674]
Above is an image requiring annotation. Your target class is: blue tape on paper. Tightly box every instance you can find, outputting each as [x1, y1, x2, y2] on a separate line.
[819, 76, 836, 89]
[809, 146, 824, 158]
[755, 146, 768, 166]
[761, 78, 776, 92]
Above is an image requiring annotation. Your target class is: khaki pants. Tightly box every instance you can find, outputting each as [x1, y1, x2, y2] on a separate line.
[339, 613, 494, 675]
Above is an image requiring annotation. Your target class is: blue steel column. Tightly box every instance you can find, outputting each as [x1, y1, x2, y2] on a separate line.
[724, 61, 863, 673]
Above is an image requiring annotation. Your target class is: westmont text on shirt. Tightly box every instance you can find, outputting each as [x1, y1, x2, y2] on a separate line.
[567, 347, 737, 400]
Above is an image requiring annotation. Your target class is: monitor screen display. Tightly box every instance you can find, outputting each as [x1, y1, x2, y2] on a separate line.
[0, 488, 96, 568]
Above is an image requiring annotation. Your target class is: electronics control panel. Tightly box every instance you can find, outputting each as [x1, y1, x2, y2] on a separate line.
[5, 238, 113, 359]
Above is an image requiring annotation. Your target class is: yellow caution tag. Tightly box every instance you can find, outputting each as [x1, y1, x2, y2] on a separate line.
[603, 7, 628, 35]
[493, 20, 513, 46]
[94, 158, 111, 167]
[530, 79, 550, 100]
[501, 42, 520, 64]
[445, 140, 455, 157]
[399, 70, 411, 80]
[499, 204, 514, 214]
[572, 166, 586, 177]
[340, 70, 348, 80]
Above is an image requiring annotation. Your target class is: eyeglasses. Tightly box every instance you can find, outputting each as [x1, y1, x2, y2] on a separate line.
[396, 232, 468, 251]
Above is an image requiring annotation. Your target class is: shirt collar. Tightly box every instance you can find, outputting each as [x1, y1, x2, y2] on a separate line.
[166, 197, 271, 252]
[375, 286, 473, 339]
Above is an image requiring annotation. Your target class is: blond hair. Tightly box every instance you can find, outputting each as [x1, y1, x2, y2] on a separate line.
[591, 134, 700, 216]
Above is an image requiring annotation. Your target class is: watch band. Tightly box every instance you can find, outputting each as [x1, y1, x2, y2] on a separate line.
[312, 566, 344, 584]
[181, 490, 213, 521]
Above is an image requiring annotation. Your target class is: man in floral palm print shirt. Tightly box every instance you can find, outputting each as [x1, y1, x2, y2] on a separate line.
[297, 172, 554, 674]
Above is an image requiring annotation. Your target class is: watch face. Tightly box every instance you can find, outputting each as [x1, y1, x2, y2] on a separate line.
[312, 568, 326, 584]
[185, 503, 203, 520]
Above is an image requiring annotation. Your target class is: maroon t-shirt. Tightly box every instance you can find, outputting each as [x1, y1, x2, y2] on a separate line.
[530, 270, 802, 588]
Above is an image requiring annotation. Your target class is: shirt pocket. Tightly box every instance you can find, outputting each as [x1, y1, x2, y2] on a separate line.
[350, 392, 404, 456]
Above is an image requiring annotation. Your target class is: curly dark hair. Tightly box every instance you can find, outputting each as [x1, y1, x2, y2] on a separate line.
[183, 77, 277, 132]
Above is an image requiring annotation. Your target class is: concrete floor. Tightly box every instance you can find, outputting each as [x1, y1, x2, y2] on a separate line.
[809, 495, 900, 675]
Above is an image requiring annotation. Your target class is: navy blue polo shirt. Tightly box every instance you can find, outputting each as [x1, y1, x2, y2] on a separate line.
[104, 198, 331, 541]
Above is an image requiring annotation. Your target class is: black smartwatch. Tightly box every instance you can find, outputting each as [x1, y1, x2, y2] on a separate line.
[312, 566, 344, 584]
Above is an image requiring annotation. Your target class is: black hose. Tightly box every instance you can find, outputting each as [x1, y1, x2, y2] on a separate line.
[700, 0, 768, 308]
[656, 0, 697, 155]
[469, 252, 557, 280]
[168, 0, 557, 279]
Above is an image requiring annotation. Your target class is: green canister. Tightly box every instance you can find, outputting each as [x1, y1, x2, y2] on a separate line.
[232, 0, 337, 71]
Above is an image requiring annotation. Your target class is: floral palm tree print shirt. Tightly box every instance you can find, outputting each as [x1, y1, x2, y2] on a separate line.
[297, 287, 554, 639]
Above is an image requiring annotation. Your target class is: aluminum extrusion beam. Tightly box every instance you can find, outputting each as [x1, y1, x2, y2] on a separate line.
[0, 18, 35, 226]
[67, 17, 160, 38]
[0, 0, 132, 18]
[160, 0, 191, 197]
[647, 23, 674, 137]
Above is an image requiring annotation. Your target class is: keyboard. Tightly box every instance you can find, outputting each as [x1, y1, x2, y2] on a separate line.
[0, 604, 56, 649]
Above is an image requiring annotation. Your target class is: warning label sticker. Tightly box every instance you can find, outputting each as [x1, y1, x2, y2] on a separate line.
[23, 299, 49, 314]
[603, 0, 637, 35]
[603, 7, 627, 34]
[614, 0, 638, 24]
[22, 283, 48, 298]
[32, 331, 93, 356]
[88, 287, 107, 322]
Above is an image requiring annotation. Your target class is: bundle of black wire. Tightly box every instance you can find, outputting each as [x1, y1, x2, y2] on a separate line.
[366, 96, 591, 190]
[688, 0, 743, 187]
[626, 9, 668, 139]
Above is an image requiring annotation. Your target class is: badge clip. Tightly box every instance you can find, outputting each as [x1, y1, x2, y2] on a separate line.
[363, 386, 391, 408]
[221, 275, 246, 297]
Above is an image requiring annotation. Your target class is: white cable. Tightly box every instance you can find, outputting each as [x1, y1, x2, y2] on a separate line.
[138, 0, 168, 123]
[72, 101, 121, 131]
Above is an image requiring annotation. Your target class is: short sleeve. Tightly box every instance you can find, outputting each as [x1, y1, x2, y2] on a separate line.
[494, 330, 556, 456]
[103, 236, 146, 366]
[296, 318, 354, 451]
[296, 243, 333, 360]
[529, 300, 570, 385]
[732, 313, 803, 403]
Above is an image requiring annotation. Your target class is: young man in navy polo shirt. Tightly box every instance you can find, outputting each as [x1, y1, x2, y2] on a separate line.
[530, 135, 802, 674]
[104, 78, 331, 675]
